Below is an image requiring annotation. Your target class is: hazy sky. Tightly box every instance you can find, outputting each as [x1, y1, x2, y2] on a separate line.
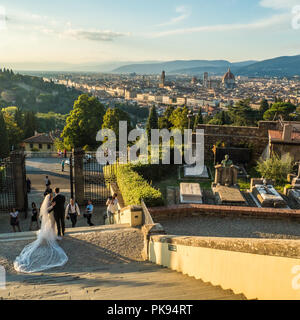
[0, 0, 300, 68]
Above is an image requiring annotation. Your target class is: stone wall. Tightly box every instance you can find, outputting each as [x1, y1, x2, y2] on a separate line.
[149, 204, 300, 221]
[149, 235, 300, 300]
[195, 121, 279, 162]
[271, 142, 300, 162]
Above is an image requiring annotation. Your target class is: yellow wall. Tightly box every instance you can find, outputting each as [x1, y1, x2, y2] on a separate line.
[149, 240, 300, 300]
[24, 143, 54, 152]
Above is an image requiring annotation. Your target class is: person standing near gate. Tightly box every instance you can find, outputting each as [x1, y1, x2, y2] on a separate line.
[10, 208, 21, 233]
[65, 198, 80, 228]
[45, 176, 51, 187]
[29, 202, 40, 231]
[61, 159, 65, 172]
[26, 177, 31, 193]
[84, 200, 94, 227]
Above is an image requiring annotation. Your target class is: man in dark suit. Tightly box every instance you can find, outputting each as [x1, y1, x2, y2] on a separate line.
[52, 188, 66, 239]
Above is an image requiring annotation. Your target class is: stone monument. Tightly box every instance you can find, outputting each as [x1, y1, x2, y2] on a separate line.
[287, 162, 300, 205]
[212, 155, 246, 205]
[180, 183, 203, 204]
[251, 178, 287, 208]
[214, 155, 239, 187]
[292, 162, 300, 189]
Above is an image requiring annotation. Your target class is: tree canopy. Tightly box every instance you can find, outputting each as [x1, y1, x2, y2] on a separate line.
[227, 99, 257, 127]
[169, 106, 189, 132]
[158, 106, 175, 130]
[61, 94, 106, 150]
[102, 107, 133, 147]
[263, 102, 297, 121]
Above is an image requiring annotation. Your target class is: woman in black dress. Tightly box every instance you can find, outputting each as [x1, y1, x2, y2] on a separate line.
[29, 202, 40, 231]
[10, 208, 21, 233]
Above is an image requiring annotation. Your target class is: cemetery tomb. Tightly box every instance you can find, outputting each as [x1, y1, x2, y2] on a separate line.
[184, 164, 209, 178]
[288, 189, 300, 205]
[180, 183, 203, 204]
[252, 184, 287, 208]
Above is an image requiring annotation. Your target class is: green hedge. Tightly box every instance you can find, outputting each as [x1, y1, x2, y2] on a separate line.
[130, 163, 177, 183]
[104, 163, 164, 207]
[118, 165, 164, 207]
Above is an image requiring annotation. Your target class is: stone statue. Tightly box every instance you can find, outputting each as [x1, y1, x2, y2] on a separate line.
[221, 155, 233, 168]
[214, 155, 239, 187]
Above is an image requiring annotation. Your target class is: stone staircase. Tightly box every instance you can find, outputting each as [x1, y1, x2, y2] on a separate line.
[2, 263, 246, 300]
[0, 225, 246, 300]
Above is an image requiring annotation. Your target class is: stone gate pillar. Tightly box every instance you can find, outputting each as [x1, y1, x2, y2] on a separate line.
[11, 151, 28, 212]
[74, 148, 85, 206]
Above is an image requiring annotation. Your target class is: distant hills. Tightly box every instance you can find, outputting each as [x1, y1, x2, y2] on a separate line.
[5, 54, 300, 78]
[112, 55, 300, 77]
[112, 60, 257, 75]
[235, 55, 300, 77]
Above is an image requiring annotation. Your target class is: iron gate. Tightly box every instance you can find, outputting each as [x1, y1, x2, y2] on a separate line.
[0, 158, 16, 212]
[83, 152, 119, 205]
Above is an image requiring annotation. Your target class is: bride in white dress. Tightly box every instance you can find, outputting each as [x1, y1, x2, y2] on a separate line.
[14, 193, 68, 273]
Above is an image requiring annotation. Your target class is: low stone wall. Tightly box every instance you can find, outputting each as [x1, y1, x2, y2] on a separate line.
[150, 235, 300, 259]
[149, 204, 300, 221]
[108, 184, 143, 227]
[149, 234, 300, 300]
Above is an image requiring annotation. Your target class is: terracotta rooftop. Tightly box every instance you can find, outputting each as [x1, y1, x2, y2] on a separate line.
[269, 130, 300, 142]
[23, 133, 54, 144]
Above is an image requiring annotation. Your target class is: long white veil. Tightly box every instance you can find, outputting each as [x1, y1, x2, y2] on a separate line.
[14, 194, 68, 273]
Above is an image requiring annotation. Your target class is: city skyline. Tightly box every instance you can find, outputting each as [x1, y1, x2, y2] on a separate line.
[0, 0, 300, 70]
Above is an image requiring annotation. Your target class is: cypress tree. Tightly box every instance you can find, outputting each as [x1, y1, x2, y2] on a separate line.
[146, 106, 158, 141]
[23, 111, 37, 139]
[259, 99, 269, 118]
[0, 111, 10, 158]
[193, 108, 203, 131]
[14, 107, 23, 128]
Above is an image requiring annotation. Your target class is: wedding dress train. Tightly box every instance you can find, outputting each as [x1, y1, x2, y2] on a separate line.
[14, 194, 68, 273]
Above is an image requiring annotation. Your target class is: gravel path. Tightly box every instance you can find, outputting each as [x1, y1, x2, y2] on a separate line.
[161, 216, 300, 239]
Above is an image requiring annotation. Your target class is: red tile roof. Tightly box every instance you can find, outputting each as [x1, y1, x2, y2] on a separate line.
[23, 133, 54, 144]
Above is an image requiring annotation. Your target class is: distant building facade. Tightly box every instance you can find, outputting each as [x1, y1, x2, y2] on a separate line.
[222, 68, 236, 89]
[23, 133, 55, 152]
[159, 70, 166, 88]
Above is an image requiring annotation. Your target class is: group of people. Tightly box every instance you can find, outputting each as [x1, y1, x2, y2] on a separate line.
[10, 175, 95, 234]
[42, 177, 95, 237]
[106, 193, 119, 224]
[57, 149, 67, 158]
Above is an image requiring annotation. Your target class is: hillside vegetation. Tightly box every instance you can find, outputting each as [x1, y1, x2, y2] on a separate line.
[0, 68, 81, 114]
